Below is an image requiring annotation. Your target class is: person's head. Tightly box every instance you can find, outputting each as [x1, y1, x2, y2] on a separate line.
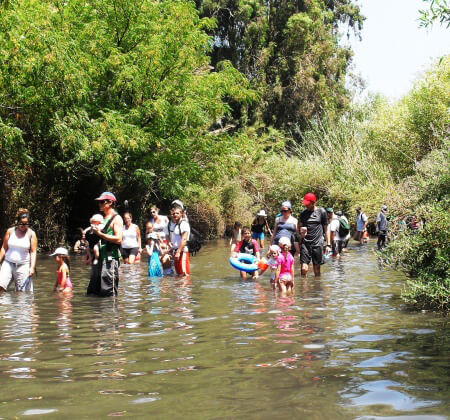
[90, 213, 104, 227]
[123, 212, 132, 226]
[16, 208, 30, 231]
[280, 201, 292, 216]
[49, 247, 70, 267]
[355, 206, 361, 214]
[145, 221, 153, 233]
[278, 236, 291, 251]
[95, 191, 117, 213]
[257, 210, 267, 220]
[381, 205, 388, 213]
[170, 204, 183, 223]
[335, 210, 343, 217]
[149, 206, 160, 218]
[268, 244, 280, 258]
[242, 226, 252, 240]
[171, 200, 184, 211]
[326, 207, 334, 220]
[302, 193, 317, 210]
[233, 221, 242, 231]
[147, 232, 159, 243]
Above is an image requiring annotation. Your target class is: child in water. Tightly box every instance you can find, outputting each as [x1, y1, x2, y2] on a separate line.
[232, 226, 260, 280]
[275, 237, 295, 295]
[50, 247, 73, 293]
[229, 221, 242, 252]
[83, 214, 104, 265]
[146, 232, 163, 277]
[159, 241, 173, 275]
[258, 244, 281, 288]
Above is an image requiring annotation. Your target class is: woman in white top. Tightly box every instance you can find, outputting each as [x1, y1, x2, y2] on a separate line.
[149, 206, 169, 242]
[0, 208, 38, 292]
[120, 212, 141, 264]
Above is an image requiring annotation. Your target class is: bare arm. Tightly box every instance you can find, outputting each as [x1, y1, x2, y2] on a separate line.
[0, 229, 10, 263]
[29, 231, 37, 277]
[265, 220, 272, 236]
[271, 221, 278, 244]
[175, 232, 189, 258]
[94, 216, 123, 245]
[136, 225, 142, 251]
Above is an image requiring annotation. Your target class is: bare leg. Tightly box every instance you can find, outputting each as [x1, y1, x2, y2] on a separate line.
[301, 263, 309, 277]
[313, 264, 321, 277]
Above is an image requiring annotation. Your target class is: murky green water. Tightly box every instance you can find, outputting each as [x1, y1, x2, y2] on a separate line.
[0, 241, 448, 419]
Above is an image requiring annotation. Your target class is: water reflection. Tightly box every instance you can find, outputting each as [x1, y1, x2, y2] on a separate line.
[0, 242, 448, 418]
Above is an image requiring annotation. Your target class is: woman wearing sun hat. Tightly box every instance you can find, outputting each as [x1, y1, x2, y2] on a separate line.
[0, 208, 38, 292]
[251, 209, 272, 249]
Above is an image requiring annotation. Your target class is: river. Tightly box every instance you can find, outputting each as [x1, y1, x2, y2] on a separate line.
[0, 240, 448, 418]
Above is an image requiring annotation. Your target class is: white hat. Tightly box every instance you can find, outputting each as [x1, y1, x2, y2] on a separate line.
[257, 210, 267, 217]
[147, 232, 160, 240]
[278, 237, 291, 246]
[49, 247, 69, 257]
[171, 199, 184, 210]
[90, 214, 104, 223]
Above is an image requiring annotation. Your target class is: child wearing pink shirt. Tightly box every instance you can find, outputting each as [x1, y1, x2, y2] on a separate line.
[275, 237, 295, 294]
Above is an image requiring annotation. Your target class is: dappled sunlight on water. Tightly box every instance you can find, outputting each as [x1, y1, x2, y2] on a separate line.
[0, 241, 448, 418]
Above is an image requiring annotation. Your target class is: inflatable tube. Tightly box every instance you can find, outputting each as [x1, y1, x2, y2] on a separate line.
[229, 253, 258, 273]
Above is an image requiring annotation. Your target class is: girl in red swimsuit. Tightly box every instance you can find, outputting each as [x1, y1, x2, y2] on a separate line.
[50, 247, 73, 293]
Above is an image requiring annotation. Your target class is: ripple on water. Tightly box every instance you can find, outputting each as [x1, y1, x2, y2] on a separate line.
[344, 380, 440, 411]
[22, 408, 58, 415]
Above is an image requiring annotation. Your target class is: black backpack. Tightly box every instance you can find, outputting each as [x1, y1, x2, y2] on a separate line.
[168, 221, 203, 256]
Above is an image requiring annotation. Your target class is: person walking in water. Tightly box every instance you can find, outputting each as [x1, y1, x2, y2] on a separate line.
[354, 206, 369, 244]
[50, 247, 73, 293]
[251, 210, 272, 249]
[298, 193, 330, 277]
[0, 208, 38, 292]
[271, 201, 300, 256]
[87, 192, 123, 297]
[376, 205, 389, 250]
[168, 203, 191, 277]
[121, 212, 141, 264]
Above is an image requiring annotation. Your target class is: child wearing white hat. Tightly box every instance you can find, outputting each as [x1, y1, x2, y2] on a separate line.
[49, 247, 72, 293]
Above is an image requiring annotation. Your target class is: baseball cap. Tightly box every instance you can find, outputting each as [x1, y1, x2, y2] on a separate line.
[49, 247, 69, 257]
[326, 207, 333, 214]
[381, 205, 388, 211]
[95, 192, 117, 202]
[302, 193, 317, 205]
[281, 201, 292, 210]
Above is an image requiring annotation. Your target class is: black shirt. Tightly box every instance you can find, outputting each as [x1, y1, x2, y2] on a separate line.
[299, 207, 328, 246]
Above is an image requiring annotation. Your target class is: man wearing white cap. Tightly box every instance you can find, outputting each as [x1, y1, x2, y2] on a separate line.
[87, 192, 123, 297]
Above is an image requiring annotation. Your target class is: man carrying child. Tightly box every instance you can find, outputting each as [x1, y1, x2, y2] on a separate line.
[86, 192, 123, 297]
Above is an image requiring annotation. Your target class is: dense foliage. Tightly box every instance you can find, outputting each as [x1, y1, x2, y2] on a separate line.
[197, 0, 364, 132]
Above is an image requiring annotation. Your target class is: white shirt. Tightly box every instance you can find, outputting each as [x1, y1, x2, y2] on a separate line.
[122, 224, 139, 249]
[330, 216, 350, 241]
[376, 211, 388, 231]
[168, 220, 190, 252]
[5, 229, 31, 264]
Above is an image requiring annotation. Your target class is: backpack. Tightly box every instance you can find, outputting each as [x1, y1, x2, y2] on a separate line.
[338, 217, 350, 237]
[168, 221, 203, 256]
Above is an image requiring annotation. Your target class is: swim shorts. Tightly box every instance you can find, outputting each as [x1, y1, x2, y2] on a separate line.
[300, 243, 323, 266]
[120, 247, 139, 259]
[252, 232, 264, 240]
[174, 250, 190, 276]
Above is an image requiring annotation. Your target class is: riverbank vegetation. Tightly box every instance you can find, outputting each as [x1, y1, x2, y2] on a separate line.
[0, 0, 448, 311]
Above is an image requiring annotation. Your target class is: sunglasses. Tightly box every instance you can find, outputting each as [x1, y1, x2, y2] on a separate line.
[151, 210, 157, 214]
[281, 209, 290, 213]
[18, 222, 29, 226]
[98, 200, 110, 204]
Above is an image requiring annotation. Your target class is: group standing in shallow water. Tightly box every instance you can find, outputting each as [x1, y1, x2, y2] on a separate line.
[0, 190, 423, 297]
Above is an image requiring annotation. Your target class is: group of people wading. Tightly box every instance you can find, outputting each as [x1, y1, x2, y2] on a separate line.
[230, 192, 391, 295]
[0, 192, 191, 297]
[0, 190, 396, 298]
